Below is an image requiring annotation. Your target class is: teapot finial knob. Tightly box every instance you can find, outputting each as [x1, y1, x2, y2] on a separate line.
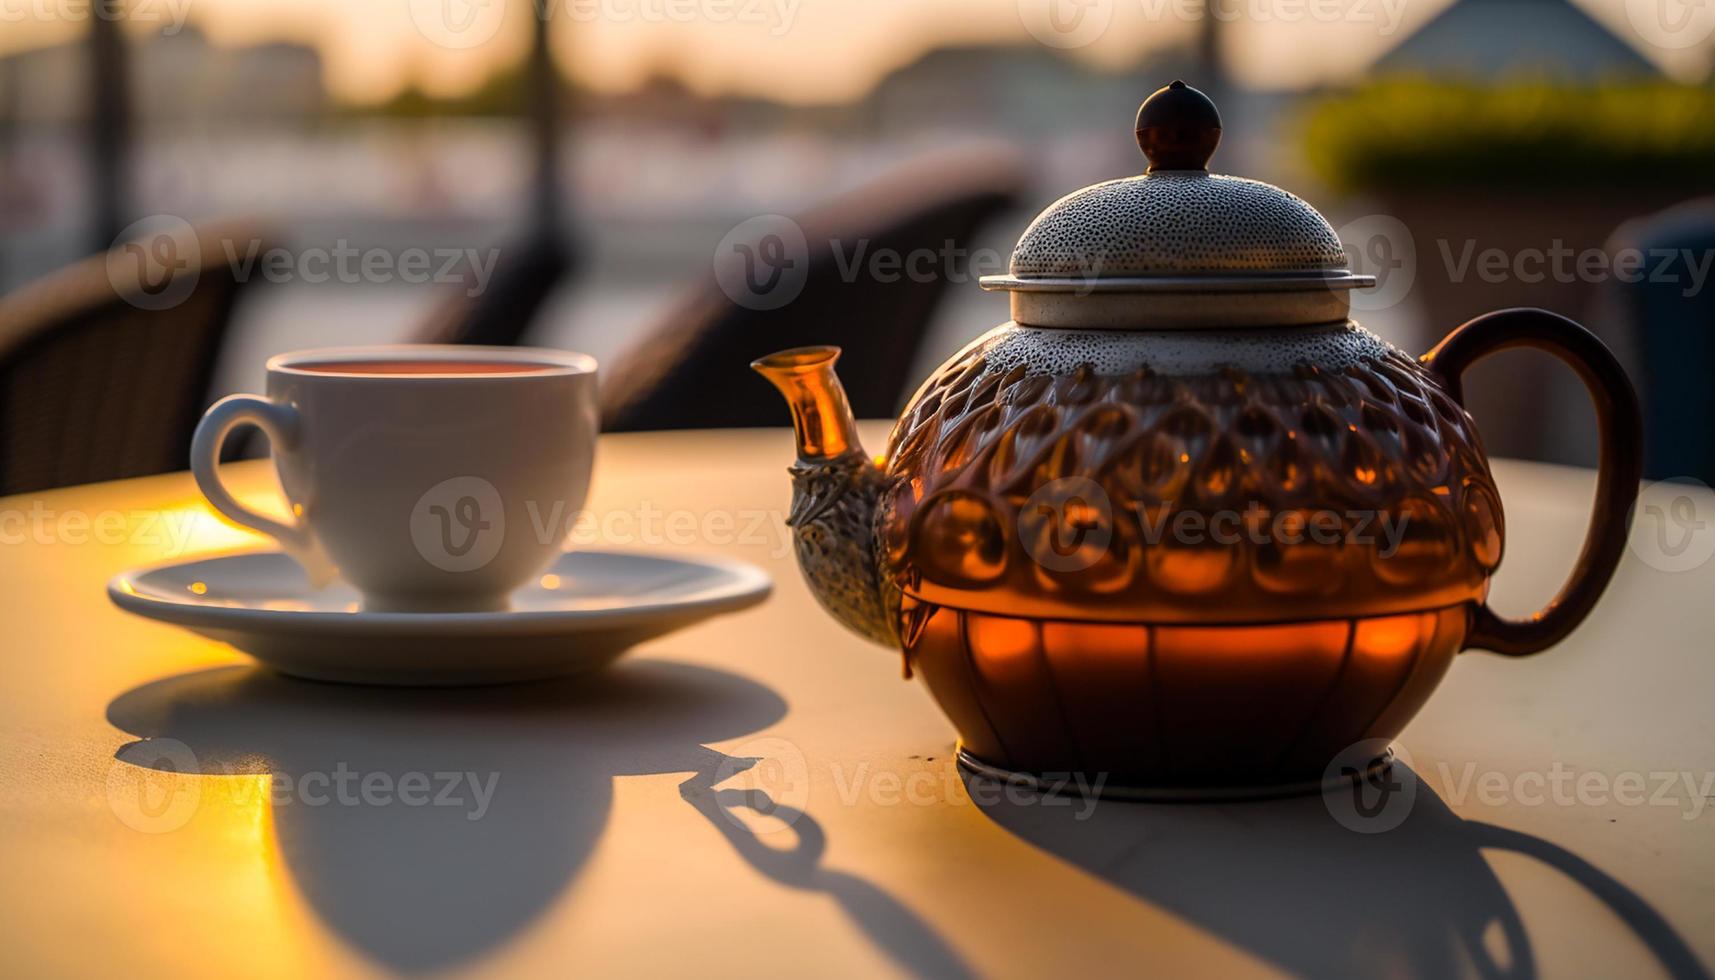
[1135, 80, 1222, 173]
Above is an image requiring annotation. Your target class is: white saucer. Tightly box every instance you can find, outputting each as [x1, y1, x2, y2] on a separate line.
[109, 550, 772, 686]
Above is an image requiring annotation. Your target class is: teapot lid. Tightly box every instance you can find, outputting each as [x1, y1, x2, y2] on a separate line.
[979, 81, 1373, 330]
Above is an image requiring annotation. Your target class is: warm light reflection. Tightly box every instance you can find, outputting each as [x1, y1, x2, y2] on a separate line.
[540, 574, 562, 590]
[153, 494, 278, 555]
[912, 604, 1461, 783]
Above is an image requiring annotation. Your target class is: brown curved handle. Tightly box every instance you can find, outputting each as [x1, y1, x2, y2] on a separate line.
[1423, 308, 1643, 656]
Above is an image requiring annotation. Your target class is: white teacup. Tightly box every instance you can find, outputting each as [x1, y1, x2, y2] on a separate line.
[191, 345, 598, 611]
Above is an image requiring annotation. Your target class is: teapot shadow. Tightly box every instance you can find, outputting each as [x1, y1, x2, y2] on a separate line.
[106, 660, 791, 973]
[967, 767, 1709, 980]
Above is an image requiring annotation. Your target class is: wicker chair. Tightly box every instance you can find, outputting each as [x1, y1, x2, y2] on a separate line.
[0, 220, 267, 494]
[600, 150, 1026, 431]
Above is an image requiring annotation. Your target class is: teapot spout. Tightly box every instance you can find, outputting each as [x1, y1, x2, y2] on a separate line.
[749, 346, 863, 462]
[752, 346, 899, 650]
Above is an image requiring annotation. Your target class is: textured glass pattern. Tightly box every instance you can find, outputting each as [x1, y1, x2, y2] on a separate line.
[881, 322, 1503, 626]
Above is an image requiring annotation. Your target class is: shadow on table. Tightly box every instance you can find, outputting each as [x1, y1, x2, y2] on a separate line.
[967, 767, 1709, 980]
[679, 768, 977, 980]
[108, 660, 972, 977]
[103, 659, 890, 976]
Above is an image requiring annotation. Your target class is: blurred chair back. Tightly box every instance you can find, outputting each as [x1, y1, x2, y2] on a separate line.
[601, 149, 1026, 431]
[1608, 199, 1715, 483]
[0, 221, 265, 494]
[411, 231, 572, 347]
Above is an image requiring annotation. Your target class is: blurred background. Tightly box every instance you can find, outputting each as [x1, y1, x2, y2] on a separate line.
[0, 0, 1711, 492]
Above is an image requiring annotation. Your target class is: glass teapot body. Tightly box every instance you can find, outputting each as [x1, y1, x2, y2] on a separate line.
[877, 319, 1498, 790]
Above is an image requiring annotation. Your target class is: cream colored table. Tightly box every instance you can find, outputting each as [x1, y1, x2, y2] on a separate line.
[1, 423, 1711, 980]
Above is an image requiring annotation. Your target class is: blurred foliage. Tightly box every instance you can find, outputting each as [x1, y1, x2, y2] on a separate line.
[351, 63, 574, 118]
[1302, 79, 1715, 192]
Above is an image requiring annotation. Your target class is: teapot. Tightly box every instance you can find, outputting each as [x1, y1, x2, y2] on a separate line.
[753, 82, 1642, 798]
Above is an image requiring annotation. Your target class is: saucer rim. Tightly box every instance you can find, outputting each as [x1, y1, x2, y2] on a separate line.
[107, 548, 772, 636]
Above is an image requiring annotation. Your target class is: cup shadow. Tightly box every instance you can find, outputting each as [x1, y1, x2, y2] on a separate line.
[108, 659, 974, 977]
[967, 766, 1710, 980]
[107, 660, 779, 973]
[108, 660, 784, 971]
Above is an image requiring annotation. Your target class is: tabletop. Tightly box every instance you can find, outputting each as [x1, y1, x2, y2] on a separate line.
[1, 422, 1711, 980]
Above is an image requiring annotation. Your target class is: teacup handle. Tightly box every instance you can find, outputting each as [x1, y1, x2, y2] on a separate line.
[190, 395, 319, 567]
[1423, 308, 1643, 656]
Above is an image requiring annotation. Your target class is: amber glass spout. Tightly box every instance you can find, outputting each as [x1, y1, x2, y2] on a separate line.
[750, 346, 863, 460]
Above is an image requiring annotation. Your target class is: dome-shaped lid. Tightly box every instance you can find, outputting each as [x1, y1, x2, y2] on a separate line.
[980, 81, 1373, 330]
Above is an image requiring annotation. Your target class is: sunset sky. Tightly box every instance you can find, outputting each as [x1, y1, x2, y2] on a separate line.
[0, 0, 1705, 103]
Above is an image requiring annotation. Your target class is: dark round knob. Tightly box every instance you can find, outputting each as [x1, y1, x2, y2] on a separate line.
[1135, 80, 1222, 172]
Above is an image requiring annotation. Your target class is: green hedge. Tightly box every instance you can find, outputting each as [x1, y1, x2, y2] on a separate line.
[1302, 79, 1715, 192]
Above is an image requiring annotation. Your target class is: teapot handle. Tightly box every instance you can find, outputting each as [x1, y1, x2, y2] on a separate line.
[1423, 308, 1643, 656]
